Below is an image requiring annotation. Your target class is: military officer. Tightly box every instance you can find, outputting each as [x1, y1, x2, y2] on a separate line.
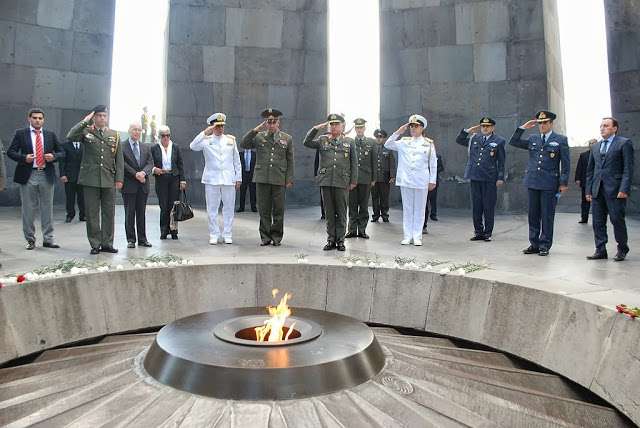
[346, 118, 377, 239]
[455, 117, 506, 241]
[304, 114, 358, 251]
[241, 108, 294, 246]
[67, 105, 124, 254]
[509, 110, 569, 256]
[371, 129, 396, 223]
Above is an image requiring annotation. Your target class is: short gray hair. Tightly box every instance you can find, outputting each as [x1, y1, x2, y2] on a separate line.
[128, 122, 142, 132]
[158, 125, 170, 134]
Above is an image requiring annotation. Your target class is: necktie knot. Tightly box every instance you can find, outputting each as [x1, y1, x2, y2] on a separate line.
[34, 130, 41, 135]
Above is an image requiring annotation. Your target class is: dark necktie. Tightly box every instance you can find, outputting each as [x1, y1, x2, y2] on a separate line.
[600, 139, 609, 154]
[99, 129, 104, 138]
[482, 136, 487, 144]
[133, 142, 140, 165]
[542, 135, 546, 146]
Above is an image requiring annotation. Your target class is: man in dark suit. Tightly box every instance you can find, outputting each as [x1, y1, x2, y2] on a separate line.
[585, 117, 634, 262]
[423, 152, 444, 234]
[237, 148, 257, 212]
[509, 110, 570, 256]
[574, 139, 597, 224]
[60, 140, 85, 222]
[7, 108, 64, 250]
[121, 122, 153, 248]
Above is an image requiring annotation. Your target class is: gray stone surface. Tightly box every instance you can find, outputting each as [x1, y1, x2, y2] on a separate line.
[169, 4, 225, 45]
[370, 269, 431, 328]
[235, 48, 292, 85]
[256, 264, 327, 310]
[474, 42, 506, 82]
[13, 24, 74, 69]
[0, 63, 35, 105]
[326, 267, 374, 321]
[455, 1, 510, 44]
[33, 68, 77, 109]
[0, 0, 38, 25]
[37, 0, 74, 30]
[381, 0, 440, 10]
[72, 0, 115, 35]
[225, 8, 283, 48]
[267, 85, 297, 117]
[71, 32, 114, 75]
[428, 45, 474, 83]
[202, 45, 232, 83]
[0, 20, 16, 64]
[73, 72, 111, 109]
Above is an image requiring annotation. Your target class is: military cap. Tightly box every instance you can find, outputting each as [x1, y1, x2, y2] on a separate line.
[535, 110, 556, 122]
[261, 108, 283, 120]
[327, 113, 345, 124]
[207, 112, 226, 125]
[408, 114, 427, 128]
[480, 117, 496, 126]
[353, 118, 367, 127]
[374, 129, 388, 138]
[92, 105, 108, 113]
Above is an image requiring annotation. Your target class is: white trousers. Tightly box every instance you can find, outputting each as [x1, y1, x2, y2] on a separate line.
[205, 184, 236, 239]
[400, 186, 428, 242]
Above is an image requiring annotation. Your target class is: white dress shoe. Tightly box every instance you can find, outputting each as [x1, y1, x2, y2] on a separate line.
[224, 237, 233, 244]
[413, 240, 422, 246]
[401, 239, 411, 245]
[209, 237, 219, 245]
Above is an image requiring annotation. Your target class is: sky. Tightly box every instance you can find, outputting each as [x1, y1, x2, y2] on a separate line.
[111, 1, 611, 146]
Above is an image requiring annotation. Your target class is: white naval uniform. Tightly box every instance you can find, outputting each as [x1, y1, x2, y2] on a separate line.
[190, 131, 242, 240]
[385, 134, 438, 243]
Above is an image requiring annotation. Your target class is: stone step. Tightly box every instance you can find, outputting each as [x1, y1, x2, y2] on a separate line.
[32, 340, 151, 363]
[98, 332, 158, 344]
[373, 333, 458, 348]
[369, 326, 400, 335]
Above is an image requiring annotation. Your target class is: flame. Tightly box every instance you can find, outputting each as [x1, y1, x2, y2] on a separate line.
[255, 290, 296, 342]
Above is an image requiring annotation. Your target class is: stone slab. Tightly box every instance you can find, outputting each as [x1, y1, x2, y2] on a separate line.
[73, 72, 111, 110]
[13, 23, 74, 69]
[0, 20, 16, 64]
[0, 63, 35, 105]
[33, 68, 77, 109]
[302, 12, 326, 52]
[0, 296, 18, 363]
[382, 48, 429, 86]
[370, 269, 431, 329]
[420, 5, 457, 47]
[301, 52, 325, 84]
[235, 47, 293, 85]
[510, 0, 544, 41]
[72, 0, 115, 35]
[474, 43, 506, 82]
[455, 1, 510, 44]
[172, 264, 257, 318]
[282, 11, 303, 50]
[225, 8, 283, 49]
[267, 86, 297, 118]
[71, 32, 113, 75]
[202, 45, 232, 83]
[326, 266, 374, 321]
[381, 0, 440, 11]
[37, 0, 74, 30]
[506, 40, 546, 81]
[256, 264, 328, 310]
[295, 85, 327, 120]
[169, 5, 225, 45]
[0, 0, 38, 25]
[380, 84, 422, 124]
[488, 80, 518, 118]
[428, 45, 473, 83]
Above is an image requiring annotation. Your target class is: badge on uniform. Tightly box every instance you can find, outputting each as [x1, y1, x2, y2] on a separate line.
[226, 142, 233, 146]
[489, 143, 497, 147]
[344, 153, 348, 158]
[343, 143, 350, 148]
[549, 142, 559, 147]
[108, 136, 116, 142]
[550, 153, 555, 158]
[279, 140, 287, 145]
[533, 143, 537, 146]
[364, 151, 369, 155]
[111, 146, 115, 153]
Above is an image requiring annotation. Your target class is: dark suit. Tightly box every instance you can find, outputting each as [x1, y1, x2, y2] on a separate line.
[575, 150, 591, 222]
[509, 128, 570, 251]
[59, 141, 85, 220]
[424, 154, 444, 227]
[238, 149, 256, 211]
[585, 135, 634, 255]
[121, 139, 153, 244]
[151, 143, 185, 237]
[7, 126, 64, 244]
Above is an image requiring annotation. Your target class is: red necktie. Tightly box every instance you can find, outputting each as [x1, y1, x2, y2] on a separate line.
[34, 130, 45, 168]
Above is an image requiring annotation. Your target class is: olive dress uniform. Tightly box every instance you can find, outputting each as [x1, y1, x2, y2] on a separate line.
[241, 126, 294, 245]
[347, 135, 377, 237]
[304, 121, 358, 249]
[67, 115, 124, 253]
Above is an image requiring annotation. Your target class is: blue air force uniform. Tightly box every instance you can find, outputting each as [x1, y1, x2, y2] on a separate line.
[456, 117, 506, 239]
[509, 111, 570, 253]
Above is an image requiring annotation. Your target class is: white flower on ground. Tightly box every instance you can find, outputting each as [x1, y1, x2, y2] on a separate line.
[55, 269, 63, 276]
[116, 265, 124, 270]
[346, 262, 353, 269]
[355, 260, 362, 266]
[187, 260, 194, 265]
[134, 263, 142, 268]
[379, 262, 386, 268]
[70, 267, 81, 275]
[457, 268, 466, 276]
[297, 258, 305, 264]
[393, 263, 399, 269]
[97, 266, 109, 273]
[369, 262, 376, 268]
[181, 259, 188, 265]
[424, 265, 433, 271]
[303, 259, 309, 264]
[145, 262, 154, 268]
[158, 261, 166, 267]
[439, 267, 450, 275]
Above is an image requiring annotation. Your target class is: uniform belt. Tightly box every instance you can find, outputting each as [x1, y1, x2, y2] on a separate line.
[162, 169, 172, 173]
[34, 167, 45, 171]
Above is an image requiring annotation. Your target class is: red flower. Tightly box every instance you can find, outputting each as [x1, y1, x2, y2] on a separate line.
[16, 275, 25, 283]
[616, 306, 624, 313]
[630, 312, 638, 318]
[0, 282, 3, 289]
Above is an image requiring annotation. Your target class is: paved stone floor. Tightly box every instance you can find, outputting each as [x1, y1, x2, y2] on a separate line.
[0, 204, 638, 298]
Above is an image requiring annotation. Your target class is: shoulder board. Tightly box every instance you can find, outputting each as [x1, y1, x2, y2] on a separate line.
[227, 134, 236, 140]
[424, 137, 434, 143]
[402, 136, 412, 140]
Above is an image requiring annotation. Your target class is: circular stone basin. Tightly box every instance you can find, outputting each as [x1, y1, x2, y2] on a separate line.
[142, 307, 386, 400]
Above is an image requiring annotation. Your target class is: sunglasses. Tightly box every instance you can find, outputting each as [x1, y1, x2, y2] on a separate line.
[160, 134, 171, 137]
[266, 119, 278, 124]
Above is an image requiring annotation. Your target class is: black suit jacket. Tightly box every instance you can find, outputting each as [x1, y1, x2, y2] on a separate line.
[7, 127, 64, 184]
[59, 141, 83, 182]
[239, 149, 256, 178]
[575, 150, 590, 188]
[121, 139, 154, 194]
[151, 143, 185, 181]
[586, 135, 634, 199]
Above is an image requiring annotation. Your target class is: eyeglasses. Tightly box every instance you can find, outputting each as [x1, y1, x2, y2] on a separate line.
[267, 119, 278, 124]
[160, 134, 170, 137]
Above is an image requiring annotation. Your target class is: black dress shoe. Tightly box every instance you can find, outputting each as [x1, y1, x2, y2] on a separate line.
[260, 240, 271, 246]
[614, 253, 627, 262]
[139, 241, 153, 247]
[371, 217, 379, 222]
[358, 232, 370, 239]
[65, 216, 73, 223]
[578, 219, 588, 224]
[26, 242, 35, 250]
[43, 242, 60, 248]
[538, 248, 549, 256]
[100, 246, 118, 253]
[523, 245, 540, 254]
[336, 242, 346, 251]
[79, 216, 86, 221]
[272, 241, 281, 246]
[430, 216, 438, 221]
[160, 235, 167, 240]
[484, 237, 492, 242]
[171, 233, 178, 240]
[127, 242, 135, 248]
[251, 207, 257, 212]
[586, 252, 608, 260]
[323, 241, 336, 251]
[320, 214, 325, 219]
[470, 235, 485, 241]
[382, 218, 389, 223]
[90, 248, 100, 255]
[345, 232, 357, 238]
[236, 208, 244, 212]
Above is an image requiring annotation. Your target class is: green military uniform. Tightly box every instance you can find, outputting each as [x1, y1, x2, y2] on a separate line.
[372, 129, 397, 222]
[347, 119, 377, 237]
[67, 111, 124, 252]
[0, 137, 7, 190]
[141, 109, 149, 143]
[304, 115, 358, 247]
[241, 108, 294, 245]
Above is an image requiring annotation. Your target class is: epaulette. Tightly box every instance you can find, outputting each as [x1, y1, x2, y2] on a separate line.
[402, 136, 412, 140]
[424, 136, 434, 143]
[227, 134, 236, 140]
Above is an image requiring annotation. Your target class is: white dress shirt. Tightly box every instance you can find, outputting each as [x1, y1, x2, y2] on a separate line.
[190, 131, 242, 185]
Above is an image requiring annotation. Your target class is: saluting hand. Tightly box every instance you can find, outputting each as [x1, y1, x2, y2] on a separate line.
[522, 120, 537, 129]
[253, 121, 266, 132]
[314, 122, 328, 130]
[394, 123, 409, 135]
[83, 111, 95, 123]
[467, 124, 481, 133]
[204, 125, 216, 136]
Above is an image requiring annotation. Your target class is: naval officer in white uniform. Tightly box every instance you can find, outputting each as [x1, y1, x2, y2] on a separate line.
[385, 114, 438, 246]
[190, 113, 242, 244]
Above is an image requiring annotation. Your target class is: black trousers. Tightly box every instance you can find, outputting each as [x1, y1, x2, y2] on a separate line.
[65, 181, 85, 219]
[580, 186, 591, 221]
[371, 181, 390, 220]
[155, 174, 180, 236]
[424, 185, 438, 226]
[123, 188, 149, 243]
[238, 170, 256, 210]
